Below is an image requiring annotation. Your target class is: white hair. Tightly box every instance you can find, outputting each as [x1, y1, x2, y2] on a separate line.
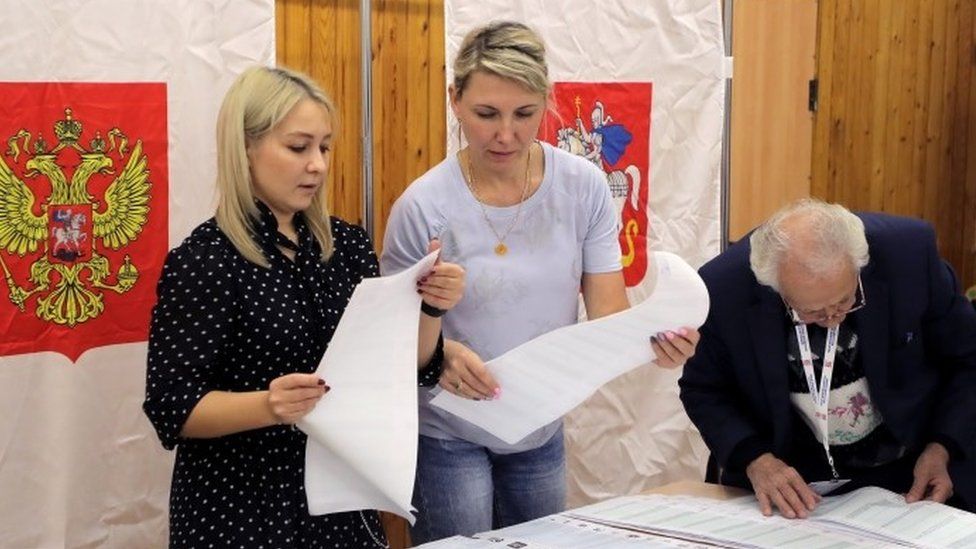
[749, 198, 869, 292]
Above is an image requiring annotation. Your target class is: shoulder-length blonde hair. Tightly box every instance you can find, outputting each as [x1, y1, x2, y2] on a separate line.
[214, 65, 336, 267]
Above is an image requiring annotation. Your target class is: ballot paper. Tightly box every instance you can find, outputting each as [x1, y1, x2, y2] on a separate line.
[430, 251, 709, 445]
[414, 535, 558, 549]
[811, 486, 976, 548]
[567, 487, 976, 548]
[414, 516, 710, 549]
[417, 487, 976, 548]
[299, 251, 439, 524]
[569, 493, 881, 548]
[471, 515, 718, 548]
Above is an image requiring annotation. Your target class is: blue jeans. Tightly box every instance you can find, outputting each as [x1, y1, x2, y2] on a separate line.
[410, 428, 566, 544]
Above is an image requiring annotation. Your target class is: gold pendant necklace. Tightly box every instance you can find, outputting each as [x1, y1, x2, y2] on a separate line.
[464, 144, 532, 256]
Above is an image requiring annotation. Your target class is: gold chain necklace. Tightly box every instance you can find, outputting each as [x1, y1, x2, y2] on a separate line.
[464, 145, 532, 256]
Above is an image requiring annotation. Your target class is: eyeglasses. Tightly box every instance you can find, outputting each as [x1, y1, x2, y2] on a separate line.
[784, 274, 866, 325]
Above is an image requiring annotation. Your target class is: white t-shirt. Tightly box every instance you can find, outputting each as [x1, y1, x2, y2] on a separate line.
[381, 142, 622, 453]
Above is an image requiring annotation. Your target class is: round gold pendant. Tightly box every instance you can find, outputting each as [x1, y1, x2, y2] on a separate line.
[494, 243, 508, 256]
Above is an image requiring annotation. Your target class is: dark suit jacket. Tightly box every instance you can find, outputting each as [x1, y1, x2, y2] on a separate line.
[679, 213, 976, 503]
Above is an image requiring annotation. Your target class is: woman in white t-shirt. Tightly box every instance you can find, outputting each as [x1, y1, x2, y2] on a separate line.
[381, 21, 700, 545]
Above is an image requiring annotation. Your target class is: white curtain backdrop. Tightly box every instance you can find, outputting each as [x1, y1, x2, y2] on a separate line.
[445, 0, 724, 507]
[0, 2, 274, 547]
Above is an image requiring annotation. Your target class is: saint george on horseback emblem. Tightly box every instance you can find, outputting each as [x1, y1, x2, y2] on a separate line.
[49, 205, 92, 263]
[542, 83, 652, 288]
[0, 106, 151, 334]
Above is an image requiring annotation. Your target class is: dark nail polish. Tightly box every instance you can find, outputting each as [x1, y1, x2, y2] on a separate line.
[324, 385, 331, 392]
[317, 378, 326, 386]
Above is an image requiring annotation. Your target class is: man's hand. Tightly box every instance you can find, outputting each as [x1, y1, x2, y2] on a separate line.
[906, 442, 953, 504]
[746, 453, 821, 518]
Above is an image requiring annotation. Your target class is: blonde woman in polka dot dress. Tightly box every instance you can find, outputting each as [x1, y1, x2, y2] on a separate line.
[143, 66, 464, 548]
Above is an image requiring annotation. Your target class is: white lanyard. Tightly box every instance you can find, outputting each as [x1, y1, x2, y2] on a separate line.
[793, 323, 841, 479]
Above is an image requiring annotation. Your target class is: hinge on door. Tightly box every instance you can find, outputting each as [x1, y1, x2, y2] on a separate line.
[808, 79, 819, 113]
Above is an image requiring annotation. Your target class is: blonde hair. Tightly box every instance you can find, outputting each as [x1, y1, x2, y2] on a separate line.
[453, 21, 550, 99]
[750, 198, 870, 292]
[214, 65, 336, 267]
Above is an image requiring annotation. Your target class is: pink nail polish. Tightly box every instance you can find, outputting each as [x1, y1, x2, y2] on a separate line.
[679, 328, 689, 337]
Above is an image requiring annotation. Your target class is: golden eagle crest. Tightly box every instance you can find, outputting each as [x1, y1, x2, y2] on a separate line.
[0, 108, 151, 327]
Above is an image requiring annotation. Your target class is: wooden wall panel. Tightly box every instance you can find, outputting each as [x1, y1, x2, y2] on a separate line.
[372, 0, 447, 248]
[278, 0, 366, 230]
[728, 0, 817, 241]
[276, 0, 445, 254]
[813, 0, 976, 286]
[955, 0, 976, 289]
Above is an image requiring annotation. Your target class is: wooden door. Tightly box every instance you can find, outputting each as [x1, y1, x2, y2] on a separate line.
[729, 0, 819, 241]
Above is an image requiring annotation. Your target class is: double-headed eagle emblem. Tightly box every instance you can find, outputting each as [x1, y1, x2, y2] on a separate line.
[0, 108, 151, 327]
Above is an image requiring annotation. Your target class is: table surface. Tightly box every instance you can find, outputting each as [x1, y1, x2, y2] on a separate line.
[643, 480, 750, 500]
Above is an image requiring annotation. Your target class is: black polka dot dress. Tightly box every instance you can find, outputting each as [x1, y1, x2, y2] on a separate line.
[143, 203, 388, 548]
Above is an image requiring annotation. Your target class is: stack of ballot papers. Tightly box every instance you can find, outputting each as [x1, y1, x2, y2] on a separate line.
[415, 486, 976, 548]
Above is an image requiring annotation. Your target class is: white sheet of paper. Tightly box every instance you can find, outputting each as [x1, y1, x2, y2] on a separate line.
[812, 486, 976, 547]
[299, 251, 439, 524]
[569, 493, 882, 548]
[473, 515, 715, 548]
[571, 488, 976, 548]
[429, 251, 709, 445]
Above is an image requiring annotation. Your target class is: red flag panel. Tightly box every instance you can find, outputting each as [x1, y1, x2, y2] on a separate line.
[540, 82, 653, 288]
[0, 82, 168, 361]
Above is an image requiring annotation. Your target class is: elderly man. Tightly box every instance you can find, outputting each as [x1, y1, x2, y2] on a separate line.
[680, 199, 976, 518]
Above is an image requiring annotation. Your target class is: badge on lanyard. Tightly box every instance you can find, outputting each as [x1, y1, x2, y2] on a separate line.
[793, 323, 844, 480]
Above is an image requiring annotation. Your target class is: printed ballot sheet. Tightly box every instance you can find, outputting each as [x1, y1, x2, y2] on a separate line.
[429, 251, 710, 444]
[811, 486, 976, 547]
[567, 488, 976, 549]
[299, 251, 439, 523]
[416, 487, 976, 548]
